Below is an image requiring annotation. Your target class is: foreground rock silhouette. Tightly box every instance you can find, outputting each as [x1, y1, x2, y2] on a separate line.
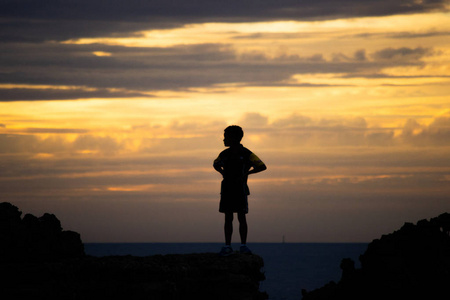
[0, 202, 267, 300]
[0, 202, 84, 260]
[301, 212, 450, 300]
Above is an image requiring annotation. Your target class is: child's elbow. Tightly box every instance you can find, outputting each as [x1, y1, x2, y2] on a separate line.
[259, 164, 267, 172]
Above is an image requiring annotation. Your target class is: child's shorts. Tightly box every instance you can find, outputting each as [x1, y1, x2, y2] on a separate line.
[219, 179, 248, 214]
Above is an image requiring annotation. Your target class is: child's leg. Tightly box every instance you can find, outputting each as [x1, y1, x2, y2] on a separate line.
[237, 212, 247, 245]
[224, 212, 234, 245]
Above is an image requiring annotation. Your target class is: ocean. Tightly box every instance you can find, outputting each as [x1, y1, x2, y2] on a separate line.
[84, 243, 368, 300]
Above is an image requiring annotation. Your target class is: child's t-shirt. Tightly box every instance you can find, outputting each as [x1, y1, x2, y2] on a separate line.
[213, 144, 265, 196]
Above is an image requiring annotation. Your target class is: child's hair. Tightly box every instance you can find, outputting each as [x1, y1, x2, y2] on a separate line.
[224, 125, 244, 141]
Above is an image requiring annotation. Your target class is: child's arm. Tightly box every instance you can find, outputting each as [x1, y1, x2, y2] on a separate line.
[214, 165, 224, 176]
[247, 153, 267, 175]
[213, 156, 224, 176]
[248, 164, 267, 175]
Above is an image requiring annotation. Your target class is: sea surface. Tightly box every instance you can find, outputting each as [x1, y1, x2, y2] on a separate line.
[84, 243, 367, 300]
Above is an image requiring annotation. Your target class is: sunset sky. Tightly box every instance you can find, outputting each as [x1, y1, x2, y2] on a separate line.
[1, 0, 449, 243]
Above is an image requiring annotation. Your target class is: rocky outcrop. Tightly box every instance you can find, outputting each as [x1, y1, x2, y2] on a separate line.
[1, 203, 267, 300]
[301, 213, 450, 300]
[0, 202, 85, 261]
[3, 252, 267, 300]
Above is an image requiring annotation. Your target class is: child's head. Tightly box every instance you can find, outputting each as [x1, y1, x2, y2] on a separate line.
[224, 125, 243, 146]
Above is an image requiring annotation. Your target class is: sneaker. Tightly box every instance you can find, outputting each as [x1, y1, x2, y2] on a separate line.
[219, 246, 233, 257]
[240, 245, 252, 254]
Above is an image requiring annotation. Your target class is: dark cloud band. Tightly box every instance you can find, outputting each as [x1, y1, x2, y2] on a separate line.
[1, 0, 448, 42]
[0, 43, 435, 101]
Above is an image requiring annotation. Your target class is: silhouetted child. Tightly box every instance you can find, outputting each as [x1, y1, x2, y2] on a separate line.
[213, 125, 267, 256]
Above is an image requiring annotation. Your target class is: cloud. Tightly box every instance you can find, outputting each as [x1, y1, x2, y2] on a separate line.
[2, 113, 449, 161]
[401, 115, 450, 146]
[0, 87, 150, 101]
[239, 113, 269, 128]
[0, 43, 438, 100]
[23, 128, 90, 134]
[72, 135, 123, 155]
[234, 112, 368, 144]
[236, 112, 450, 149]
[372, 47, 432, 61]
[344, 30, 450, 40]
[1, 0, 448, 42]
[387, 30, 450, 39]
[366, 131, 395, 147]
[0, 134, 40, 154]
[0, 43, 247, 94]
[0, 133, 124, 156]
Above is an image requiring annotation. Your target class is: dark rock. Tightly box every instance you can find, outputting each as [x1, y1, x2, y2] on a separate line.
[302, 213, 450, 300]
[0, 202, 85, 261]
[2, 253, 267, 300]
[1, 202, 267, 300]
[435, 212, 450, 236]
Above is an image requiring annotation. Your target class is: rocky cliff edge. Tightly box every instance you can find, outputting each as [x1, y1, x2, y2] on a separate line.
[0, 202, 267, 300]
[301, 212, 450, 300]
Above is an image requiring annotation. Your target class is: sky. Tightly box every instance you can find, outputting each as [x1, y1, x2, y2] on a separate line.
[1, 0, 449, 243]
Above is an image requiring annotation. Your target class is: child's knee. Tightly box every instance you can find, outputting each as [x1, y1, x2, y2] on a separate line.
[225, 213, 234, 222]
[237, 213, 246, 223]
